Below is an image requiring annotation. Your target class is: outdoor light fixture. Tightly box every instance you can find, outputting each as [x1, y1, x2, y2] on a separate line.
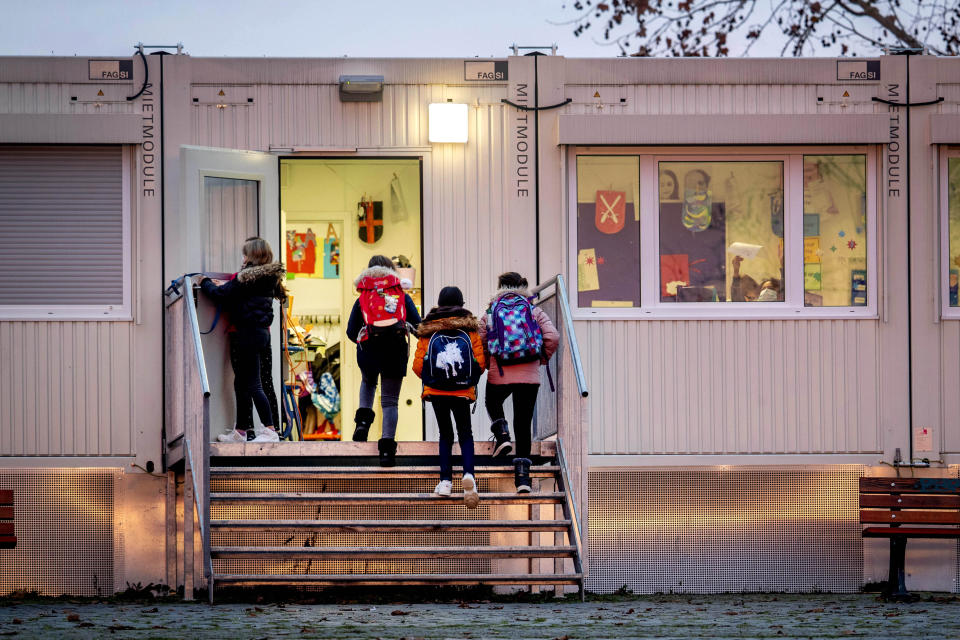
[338, 75, 384, 102]
[428, 103, 468, 143]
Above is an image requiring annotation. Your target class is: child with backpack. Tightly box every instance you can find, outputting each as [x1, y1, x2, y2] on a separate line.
[346, 255, 421, 466]
[479, 272, 559, 492]
[412, 286, 485, 508]
[199, 237, 287, 444]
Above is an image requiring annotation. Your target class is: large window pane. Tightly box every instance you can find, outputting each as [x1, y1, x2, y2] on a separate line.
[659, 161, 784, 303]
[949, 157, 960, 307]
[576, 156, 641, 307]
[802, 155, 867, 307]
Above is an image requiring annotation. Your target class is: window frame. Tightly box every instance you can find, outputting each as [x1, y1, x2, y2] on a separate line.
[940, 146, 960, 319]
[567, 145, 879, 320]
[0, 145, 133, 321]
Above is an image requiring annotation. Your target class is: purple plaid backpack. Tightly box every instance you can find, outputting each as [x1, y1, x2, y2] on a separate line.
[485, 292, 544, 373]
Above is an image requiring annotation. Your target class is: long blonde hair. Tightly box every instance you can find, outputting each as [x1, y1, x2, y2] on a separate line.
[242, 237, 273, 267]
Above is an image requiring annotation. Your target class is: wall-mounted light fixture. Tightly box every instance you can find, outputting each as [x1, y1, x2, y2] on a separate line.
[428, 102, 468, 143]
[339, 75, 384, 102]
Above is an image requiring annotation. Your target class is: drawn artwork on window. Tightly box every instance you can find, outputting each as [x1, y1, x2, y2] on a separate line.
[803, 155, 867, 307]
[949, 157, 960, 307]
[576, 156, 641, 308]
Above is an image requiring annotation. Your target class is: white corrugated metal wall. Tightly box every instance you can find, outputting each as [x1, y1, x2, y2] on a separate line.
[0, 57, 160, 461]
[558, 59, 899, 458]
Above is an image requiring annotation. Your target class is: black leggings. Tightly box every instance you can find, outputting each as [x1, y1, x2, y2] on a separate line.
[484, 382, 539, 459]
[230, 330, 279, 429]
[432, 397, 474, 481]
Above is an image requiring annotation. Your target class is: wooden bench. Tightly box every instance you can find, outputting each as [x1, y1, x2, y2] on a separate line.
[859, 477, 960, 596]
[0, 490, 15, 549]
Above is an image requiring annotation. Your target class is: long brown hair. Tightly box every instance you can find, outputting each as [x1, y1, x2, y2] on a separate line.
[242, 237, 273, 267]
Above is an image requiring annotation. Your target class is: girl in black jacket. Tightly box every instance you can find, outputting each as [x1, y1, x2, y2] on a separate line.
[200, 237, 287, 443]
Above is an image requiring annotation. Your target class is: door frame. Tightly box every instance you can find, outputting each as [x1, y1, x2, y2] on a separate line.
[277, 151, 430, 440]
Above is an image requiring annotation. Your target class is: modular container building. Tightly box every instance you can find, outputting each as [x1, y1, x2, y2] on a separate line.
[0, 51, 958, 596]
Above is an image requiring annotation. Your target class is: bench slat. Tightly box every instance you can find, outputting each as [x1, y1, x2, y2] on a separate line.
[0, 535, 16, 548]
[860, 477, 960, 494]
[863, 526, 960, 538]
[860, 494, 960, 509]
[0, 490, 11, 504]
[0, 524, 12, 535]
[860, 510, 960, 525]
[0, 507, 12, 519]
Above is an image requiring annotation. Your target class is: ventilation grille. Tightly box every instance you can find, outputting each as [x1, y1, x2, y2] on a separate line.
[586, 466, 864, 594]
[0, 470, 118, 596]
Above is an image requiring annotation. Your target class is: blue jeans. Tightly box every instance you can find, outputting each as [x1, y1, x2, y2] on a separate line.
[359, 371, 402, 439]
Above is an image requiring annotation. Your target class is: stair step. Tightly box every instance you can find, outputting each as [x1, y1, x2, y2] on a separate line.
[213, 573, 582, 586]
[211, 519, 571, 532]
[210, 440, 556, 458]
[211, 545, 577, 559]
[210, 492, 565, 505]
[210, 466, 559, 479]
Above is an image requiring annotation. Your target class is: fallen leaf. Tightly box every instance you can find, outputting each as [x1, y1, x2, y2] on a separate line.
[458, 603, 476, 609]
[11, 620, 21, 625]
[806, 608, 825, 613]
[391, 610, 411, 616]
[109, 625, 135, 631]
[78, 622, 95, 628]
[141, 607, 159, 614]
[625, 608, 635, 614]
[66, 614, 80, 622]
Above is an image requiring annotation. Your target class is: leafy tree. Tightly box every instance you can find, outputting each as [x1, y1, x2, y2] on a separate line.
[562, 0, 960, 57]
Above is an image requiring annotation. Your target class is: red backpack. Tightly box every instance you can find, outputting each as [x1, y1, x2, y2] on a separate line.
[356, 273, 406, 341]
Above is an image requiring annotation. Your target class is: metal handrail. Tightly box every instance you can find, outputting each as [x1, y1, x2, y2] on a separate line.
[531, 274, 588, 398]
[182, 276, 211, 398]
[555, 437, 584, 570]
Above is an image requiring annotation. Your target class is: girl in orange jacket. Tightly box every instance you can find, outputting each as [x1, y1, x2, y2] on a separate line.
[412, 286, 485, 508]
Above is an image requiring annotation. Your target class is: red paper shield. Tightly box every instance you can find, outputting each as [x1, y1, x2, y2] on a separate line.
[595, 190, 626, 235]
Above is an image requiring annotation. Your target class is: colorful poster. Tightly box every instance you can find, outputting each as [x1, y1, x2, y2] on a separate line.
[803, 214, 820, 237]
[577, 248, 600, 292]
[323, 223, 340, 279]
[595, 190, 626, 235]
[850, 269, 867, 306]
[660, 254, 690, 298]
[804, 237, 821, 263]
[285, 229, 317, 274]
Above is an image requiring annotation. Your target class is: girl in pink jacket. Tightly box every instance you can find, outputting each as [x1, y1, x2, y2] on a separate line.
[478, 272, 559, 492]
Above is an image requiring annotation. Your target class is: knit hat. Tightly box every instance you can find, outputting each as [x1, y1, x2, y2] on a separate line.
[437, 286, 464, 307]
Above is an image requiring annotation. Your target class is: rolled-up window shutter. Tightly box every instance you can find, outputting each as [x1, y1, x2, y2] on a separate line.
[0, 145, 123, 306]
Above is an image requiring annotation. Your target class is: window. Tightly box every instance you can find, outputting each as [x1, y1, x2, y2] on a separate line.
[0, 145, 131, 320]
[570, 147, 877, 318]
[942, 150, 960, 316]
[576, 156, 640, 308]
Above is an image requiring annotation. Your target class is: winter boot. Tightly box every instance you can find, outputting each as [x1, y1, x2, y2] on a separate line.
[490, 418, 513, 458]
[378, 438, 397, 467]
[513, 457, 532, 493]
[352, 408, 375, 442]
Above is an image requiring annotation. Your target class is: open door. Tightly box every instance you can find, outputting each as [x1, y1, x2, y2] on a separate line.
[178, 146, 280, 442]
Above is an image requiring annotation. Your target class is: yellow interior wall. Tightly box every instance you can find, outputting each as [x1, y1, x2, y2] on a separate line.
[281, 158, 423, 441]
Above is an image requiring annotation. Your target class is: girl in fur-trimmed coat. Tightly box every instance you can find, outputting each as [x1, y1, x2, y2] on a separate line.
[412, 286, 484, 509]
[200, 237, 287, 444]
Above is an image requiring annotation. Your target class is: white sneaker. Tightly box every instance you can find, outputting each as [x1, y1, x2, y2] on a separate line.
[462, 473, 479, 509]
[217, 429, 247, 443]
[434, 480, 453, 497]
[251, 426, 280, 443]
